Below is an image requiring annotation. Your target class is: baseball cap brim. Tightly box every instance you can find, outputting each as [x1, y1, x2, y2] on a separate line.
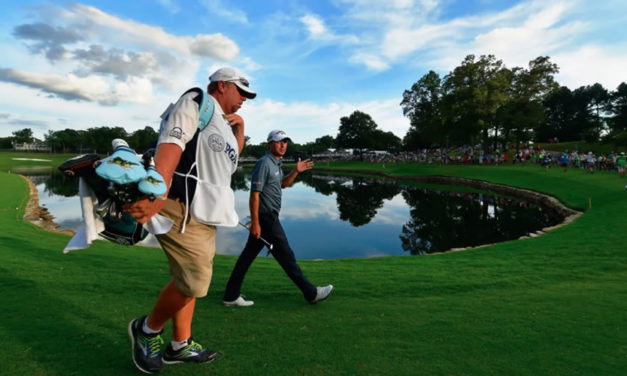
[232, 80, 256, 99]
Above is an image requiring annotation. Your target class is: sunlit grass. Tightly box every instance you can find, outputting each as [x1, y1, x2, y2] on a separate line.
[1, 152, 626, 375]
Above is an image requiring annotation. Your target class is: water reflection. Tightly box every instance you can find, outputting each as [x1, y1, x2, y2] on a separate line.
[22, 169, 563, 259]
[398, 188, 557, 255]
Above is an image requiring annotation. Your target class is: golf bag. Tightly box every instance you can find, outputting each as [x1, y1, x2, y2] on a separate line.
[59, 140, 166, 246]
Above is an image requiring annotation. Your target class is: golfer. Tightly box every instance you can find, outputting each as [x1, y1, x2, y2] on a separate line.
[223, 130, 333, 306]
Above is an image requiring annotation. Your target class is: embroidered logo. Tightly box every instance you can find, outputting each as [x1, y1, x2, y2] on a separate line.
[169, 127, 183, 139]
[224, 142, 237, 164]
[144, 176, 163, 186]
[107, 157, 139, 169]
[208, 133, 225, 152]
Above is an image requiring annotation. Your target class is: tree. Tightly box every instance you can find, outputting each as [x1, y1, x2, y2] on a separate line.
[572, 85, 606, 143]
[400, 70, 444, 149]
[0, 137, 12, 149]
[540, 86, 576, 142]
[586, 83, 610, 139]
[127, 126, 159, 153]
[12, 128, 34, 144]
[314, 135, 335, 150]
[368, 130, 402, 152]
[82, 126, 128, 154]
[241, 141, 267, 158]
[45, 128, 83, 153]
[499, 56, 559, 151]
[441, 55, 511, 152]
[336, 110, 378, 159]
[334, 178, 400, 226]
[607, 82, 627, 145]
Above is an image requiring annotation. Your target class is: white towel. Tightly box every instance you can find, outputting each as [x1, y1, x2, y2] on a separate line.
[144, 214, 174, 235]
[63, 178, 104, 253]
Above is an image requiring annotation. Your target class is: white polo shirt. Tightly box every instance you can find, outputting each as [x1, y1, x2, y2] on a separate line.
[157, 90, 239, 227]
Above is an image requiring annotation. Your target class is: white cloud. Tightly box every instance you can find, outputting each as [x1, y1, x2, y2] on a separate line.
[349, 52, 389, 71]
[0, 68, 158, 105]
[332, 0, 614, 85]
[554, 44, 627, 90]
[300, 13, 359, 44]
[0, 68, 110, 102]
[0, 81, 166, 140]
[281, 185, 339, 221]
[381, 24, 452, 60]
[69, 4, 239, 60]
[2, 2, 238, 112]
[301, 14, 327, 36]
[199, 0, 249, 24]
[371, 194, 411, 225]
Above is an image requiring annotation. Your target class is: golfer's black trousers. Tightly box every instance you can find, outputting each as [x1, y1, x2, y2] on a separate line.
[223, 211, 317, 302]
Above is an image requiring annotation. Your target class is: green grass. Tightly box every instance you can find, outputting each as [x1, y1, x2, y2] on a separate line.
[1, 152, 626, 375]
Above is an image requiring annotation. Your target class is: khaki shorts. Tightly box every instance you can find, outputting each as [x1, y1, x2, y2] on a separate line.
[156, 198, 216, 298]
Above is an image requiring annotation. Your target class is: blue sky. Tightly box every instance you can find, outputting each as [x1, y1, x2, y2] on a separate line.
[1, 0, 626, 144]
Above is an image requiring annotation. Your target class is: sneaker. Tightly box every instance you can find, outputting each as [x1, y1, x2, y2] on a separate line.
[128, 316, 164, 374]
[222, 295, 254, 307]
[162, 337, 218, 364]
[310, 285, 334, 304]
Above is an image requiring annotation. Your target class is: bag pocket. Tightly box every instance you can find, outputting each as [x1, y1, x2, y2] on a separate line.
[189, 181, 238, 227]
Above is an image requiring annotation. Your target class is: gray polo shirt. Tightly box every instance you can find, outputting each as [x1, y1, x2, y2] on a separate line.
[250, 152, 283, 214]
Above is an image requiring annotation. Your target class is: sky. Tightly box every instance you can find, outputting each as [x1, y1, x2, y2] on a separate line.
[1, 0, 626, 145]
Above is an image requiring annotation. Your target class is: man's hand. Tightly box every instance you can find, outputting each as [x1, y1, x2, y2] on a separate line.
[250, 221, 261, 239]
[225, 113, 244, 128]
[123, 197, 166, 224]
[295, 158, 314, 173]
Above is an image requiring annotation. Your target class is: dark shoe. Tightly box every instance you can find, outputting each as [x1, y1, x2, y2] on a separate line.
[128, 316, 164, 374]
[162, 337, 217, 364]
[310, 285, 334, 304]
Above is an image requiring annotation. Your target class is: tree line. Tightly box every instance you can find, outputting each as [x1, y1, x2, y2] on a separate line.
[401, 54, 627, 152]
[4, 53, 625, 156]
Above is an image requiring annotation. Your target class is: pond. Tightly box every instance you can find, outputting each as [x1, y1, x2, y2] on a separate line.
[21, 168, 564, 259]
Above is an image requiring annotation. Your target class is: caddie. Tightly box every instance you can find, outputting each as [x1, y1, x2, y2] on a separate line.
[123, 67, 256, 374]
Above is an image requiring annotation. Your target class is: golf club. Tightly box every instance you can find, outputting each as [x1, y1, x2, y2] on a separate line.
[238, 221, 274, 250]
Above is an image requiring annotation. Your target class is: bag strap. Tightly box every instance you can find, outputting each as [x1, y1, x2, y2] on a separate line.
[181, 87, 215, 131]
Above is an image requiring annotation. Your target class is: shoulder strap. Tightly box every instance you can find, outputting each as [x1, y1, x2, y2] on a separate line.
[181, 87, 215, 131]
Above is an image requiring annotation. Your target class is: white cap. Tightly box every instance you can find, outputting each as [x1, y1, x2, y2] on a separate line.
[209, 67, 256, 99]
[267, 129, 291, 142]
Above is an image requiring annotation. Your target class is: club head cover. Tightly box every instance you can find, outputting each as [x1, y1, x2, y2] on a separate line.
[58, 153, 100, 177]
[95, 144, 147, 185]
[137, 165, 167, 198]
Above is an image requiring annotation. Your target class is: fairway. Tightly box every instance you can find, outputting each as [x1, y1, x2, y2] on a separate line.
[1, 153, 626, 376]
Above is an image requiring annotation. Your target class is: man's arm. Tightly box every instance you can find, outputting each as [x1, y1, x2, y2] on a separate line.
[249, 190, 261, 238]
[124, 143, 182, 224]
[281, 158, 314, 188]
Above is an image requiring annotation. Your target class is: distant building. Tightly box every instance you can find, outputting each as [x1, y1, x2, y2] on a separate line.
[313, 148, 354, 160]
[13, 139, 51, 152]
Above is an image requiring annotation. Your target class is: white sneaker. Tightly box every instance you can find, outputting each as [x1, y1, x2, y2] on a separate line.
[310, 285, 334, 304]
[223, 295, 254, 307]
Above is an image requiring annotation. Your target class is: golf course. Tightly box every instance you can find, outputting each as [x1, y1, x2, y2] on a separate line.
[1, 151, 625, 376]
